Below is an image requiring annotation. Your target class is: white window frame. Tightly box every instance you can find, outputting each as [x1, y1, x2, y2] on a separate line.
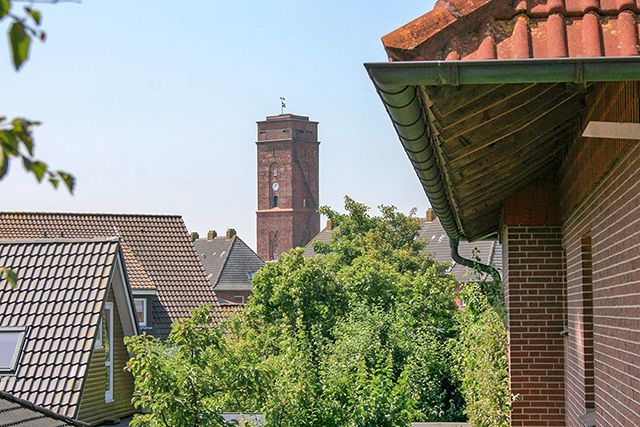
[134, 298, 147, 327]
[0, 327, 26, 374]
[95, 314, 103, 349]
[104, 302, 114, 403]
[234, 295, 245, 304]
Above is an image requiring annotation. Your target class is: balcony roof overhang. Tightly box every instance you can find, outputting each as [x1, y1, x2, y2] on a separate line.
[365, 57, 640, 242]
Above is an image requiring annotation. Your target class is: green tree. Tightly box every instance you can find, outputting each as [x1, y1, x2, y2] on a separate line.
[127, 197, 466, 426]
[451, 279, 512, 426]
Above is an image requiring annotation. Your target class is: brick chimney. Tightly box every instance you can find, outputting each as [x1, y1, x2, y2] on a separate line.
[207, 230, 217, 240]
[226, 228, 236, 239]
[189, 231, 199, 241]
[426, 208, 436, 222]
[326, 218, 334, 231]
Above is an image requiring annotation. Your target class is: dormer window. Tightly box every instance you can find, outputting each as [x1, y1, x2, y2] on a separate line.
[0, 327, 26, 374]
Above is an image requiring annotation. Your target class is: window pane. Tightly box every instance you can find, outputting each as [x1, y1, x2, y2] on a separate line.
[104, 306, 111, 363]
[0, 332, 23, 370]
[96, 316, 103, 348]
[134, 299, 145, 323]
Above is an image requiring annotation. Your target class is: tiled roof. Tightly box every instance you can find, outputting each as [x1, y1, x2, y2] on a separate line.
[215, 303, 244, 321]
[383, 0, 640, 61]
[0, 213, 220, 338]
[0, 239, 119, 420]
[304, 217, 500, 282]
[0, 391, 80, 426]
[194, 236, 264, 292]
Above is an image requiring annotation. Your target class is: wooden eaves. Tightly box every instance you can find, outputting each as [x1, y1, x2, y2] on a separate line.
[365, 57, 640, 242]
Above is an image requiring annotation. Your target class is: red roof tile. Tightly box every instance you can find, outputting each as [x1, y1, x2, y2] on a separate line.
[216, 303, 244, 319]
[383, 0, 640, 61]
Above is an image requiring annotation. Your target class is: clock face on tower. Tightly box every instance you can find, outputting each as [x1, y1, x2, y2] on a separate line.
[272, 182, 279, 191]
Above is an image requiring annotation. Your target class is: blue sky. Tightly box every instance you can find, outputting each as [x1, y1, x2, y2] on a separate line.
[1, 0, 432, 250]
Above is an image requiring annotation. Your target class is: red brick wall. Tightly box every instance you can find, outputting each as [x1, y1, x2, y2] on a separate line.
[561, 142, 640, 427]
[558, 81, 640, 427]
[215, 290, 251, 304]
[503, 225, 566, 426]
[256, 115, 320, 260]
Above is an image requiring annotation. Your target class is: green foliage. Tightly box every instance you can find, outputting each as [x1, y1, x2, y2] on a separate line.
[1, 0, 75, 193]
[1, 0, 76, 287]
[452, 281, 512, 427]
[2, 0, 47, 70]
[126, 305, 260, 427]
[0, 266, 18, 288]
[0, 117, 75, 192]
[127, 197, 512, 425]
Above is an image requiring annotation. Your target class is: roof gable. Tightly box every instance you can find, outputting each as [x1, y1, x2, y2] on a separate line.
[0, 239, 121, 419]
[194, 236, 264, 292]
[216, 237, 264, 291]
[0, 213, 220, 338]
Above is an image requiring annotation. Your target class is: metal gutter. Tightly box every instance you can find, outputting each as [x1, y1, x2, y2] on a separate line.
[365, 57, 640, 239]
[365, 56, 640, 282]
[365, 57, 640, 86]
[371, 80, 461, 240]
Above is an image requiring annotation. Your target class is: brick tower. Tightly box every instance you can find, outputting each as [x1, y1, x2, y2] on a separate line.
[256, 114, 320, 261]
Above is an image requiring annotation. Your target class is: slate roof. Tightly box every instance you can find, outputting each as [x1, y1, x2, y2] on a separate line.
[0, 213, 221, 338]
[382, 0, 640, 61]
[0, 239, 119, 420]
[301, 226, 333, 258]
[193, 235, 264, 292]
[0, 391, 80, 427]
[304, 217, 500, 282]
[418, 218, 498, 281]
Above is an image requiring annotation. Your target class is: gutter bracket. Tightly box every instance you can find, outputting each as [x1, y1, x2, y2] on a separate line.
[573, 58, 584, 84]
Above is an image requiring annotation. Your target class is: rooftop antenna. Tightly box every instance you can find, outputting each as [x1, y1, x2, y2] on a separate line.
[280, 97, 286, 114]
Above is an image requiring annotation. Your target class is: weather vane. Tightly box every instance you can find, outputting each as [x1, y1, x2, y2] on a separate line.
[280, 97, 286, 114]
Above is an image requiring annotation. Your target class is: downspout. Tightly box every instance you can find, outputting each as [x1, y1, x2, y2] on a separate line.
[450, 238, 501, 283]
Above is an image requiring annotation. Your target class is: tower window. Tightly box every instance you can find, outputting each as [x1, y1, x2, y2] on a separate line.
[272, 148, 275, 157]
[303, 198, 307, 208]
[273, 195, 279, 208]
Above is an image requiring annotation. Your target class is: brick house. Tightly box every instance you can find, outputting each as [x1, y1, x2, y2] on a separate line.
[366, 1, 640, 426]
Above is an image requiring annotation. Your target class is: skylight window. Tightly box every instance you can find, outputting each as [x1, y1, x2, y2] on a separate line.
[0, 327, 26, 373]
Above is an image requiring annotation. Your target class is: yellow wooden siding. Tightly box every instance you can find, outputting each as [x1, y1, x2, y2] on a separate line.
[77, 287, 135, 425]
